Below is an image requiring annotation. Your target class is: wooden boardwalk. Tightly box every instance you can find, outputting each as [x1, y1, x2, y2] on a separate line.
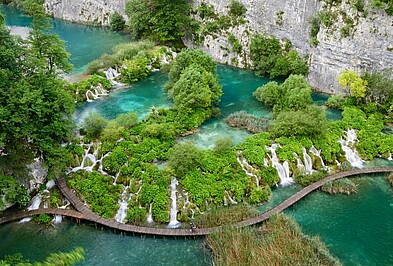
[1, 167, 392, 236]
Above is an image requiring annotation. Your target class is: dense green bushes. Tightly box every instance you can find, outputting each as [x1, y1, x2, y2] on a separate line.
[250, 35, 308, 78]
[109, 11, 126, 31]
[0, 175, 30, 211]
[67, 171, 122, 219]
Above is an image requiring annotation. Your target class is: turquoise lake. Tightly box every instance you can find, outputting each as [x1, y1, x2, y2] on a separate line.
[1, 5, 392, 266]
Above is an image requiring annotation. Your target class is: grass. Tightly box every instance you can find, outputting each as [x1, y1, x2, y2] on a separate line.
[388, 173, 393, 187]
[194, 204, 258, 228]
[206, 213, 341, 266]
[321, 178, 357, 194]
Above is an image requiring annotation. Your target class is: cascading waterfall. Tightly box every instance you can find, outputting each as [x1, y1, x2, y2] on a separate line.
[53, 200, 71, 224]
[388, 153, 392, 161]
[146, 203, 153, 223]
[338, 129, 364, 168]
[85, 84, 109, 102]
[19, 194, 43, 223]
[168, 178, 180, 228]
[266, 144, 294, 186]
[264, 158, 269, 167]
[237, 152, 259, 187]
[302, 147, 314, 174]
[309, 145, 330, 172]
[70, 143, 106, 173]
[294, 153, 305, 174]
[115, 186, 131, 224]
[104, 67, 123, 86]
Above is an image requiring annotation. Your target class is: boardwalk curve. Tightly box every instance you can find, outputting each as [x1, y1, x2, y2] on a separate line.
[1, 167, 392, 236]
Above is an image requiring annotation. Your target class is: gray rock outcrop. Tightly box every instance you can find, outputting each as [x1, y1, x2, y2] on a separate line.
[42, 0, 393, 93]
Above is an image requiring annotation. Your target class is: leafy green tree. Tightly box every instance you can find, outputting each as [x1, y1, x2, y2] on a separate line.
[110, 11, 126, 31]
[362, 71, 393, 111]
[338, 69, 368, 99]
[168, 65, 222, 112]
[114, 112, 138, 130]
[166, 49, 217, 90]
[125, 0, 193, 43]
[82, 113, 108, 140]
[250, 34, 308, 78]
[213, 137, 234, 154]
[254, 75, 313, 115]
[168, 142, 202, 177]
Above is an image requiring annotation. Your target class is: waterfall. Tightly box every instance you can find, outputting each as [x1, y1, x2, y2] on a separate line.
[309, 145, 330, 172]
[294, 153, 305, 174]
[338, 129, 364, 168]
[266, 144, 294, 186]
[19, 194, 42, 223]
[104, 67, 124, 86]
[388, 153, 392, 161]
[46, 180, 56, 190]
[115, 186, 131, 224]
[237, 155, 259, 187]
[146, 203, 154, 223]
[225, 191, 237, 205]
[302, 147, 314, 174]
[168, 178, 180, 228]
[70, 143, 100, 173]
[264, 158, 269, 167]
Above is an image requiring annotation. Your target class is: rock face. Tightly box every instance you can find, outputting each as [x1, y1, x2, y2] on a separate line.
[44, 0, 127, 26]
[43, 0, 393, 93]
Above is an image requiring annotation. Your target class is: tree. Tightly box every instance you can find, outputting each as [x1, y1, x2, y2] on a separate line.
[166, 49, 217, 90]
[269, 105, 328, 138]
[253, 74, 313, 115]
[125, 0, 192, 43]
[338, 69, 368, 99]
[110, 11, 126, 31]
[168, 65, 222, 112]
[82, 113, 108, 140]
[168, 142, 202, 177]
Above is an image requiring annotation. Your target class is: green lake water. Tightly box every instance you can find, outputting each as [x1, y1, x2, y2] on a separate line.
[1, 5, 392, 266]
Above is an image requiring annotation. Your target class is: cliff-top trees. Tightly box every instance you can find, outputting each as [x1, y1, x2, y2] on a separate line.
[125, 0, 193, 44]
[250, 34, 308, 78]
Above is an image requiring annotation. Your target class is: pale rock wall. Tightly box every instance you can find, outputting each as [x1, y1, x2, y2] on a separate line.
[43, 0, 393, 93]
[44, 0, 127, 26]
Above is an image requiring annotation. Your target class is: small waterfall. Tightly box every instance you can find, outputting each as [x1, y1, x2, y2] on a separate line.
[70, 143, 100, 173]
[294, 153, 305, 174]
[115, 186, 132, 224]
[237, 152, 259, 187]
[168, 178, 180, 228]
[267, 144, 294, 186]
[338, 129, 364, 168]
[225, 191, 237, 205]
[302, 147, 314, 174]
[264, 158, 269, 167]
[104, 67, 124, 86]
[146, 203, 153, 223]
[388, 153, 392, 161]
[309, 145, 330, 172]
[46, 180, 56, 190]
[19, 194, 43, 223]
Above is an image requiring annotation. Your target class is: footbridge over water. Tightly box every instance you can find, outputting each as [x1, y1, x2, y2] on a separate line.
[1, 167, 392, 236]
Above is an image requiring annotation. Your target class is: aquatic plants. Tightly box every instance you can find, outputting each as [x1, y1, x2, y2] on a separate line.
[321, 178, 357, 194]
[206, 214, 341, 266]
[225, 111, 269, 133]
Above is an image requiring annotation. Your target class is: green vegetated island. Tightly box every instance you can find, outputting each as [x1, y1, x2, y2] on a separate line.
[1, 0, 393, 265]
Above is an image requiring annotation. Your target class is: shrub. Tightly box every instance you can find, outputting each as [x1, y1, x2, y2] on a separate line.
[225, 111, 269, 133]
[82, 113, 108, 140]
[295, 171, 327, 186]
[326, 94, 347, 109]
[110, 11, 126, 31]
[228, 0, 247, 17]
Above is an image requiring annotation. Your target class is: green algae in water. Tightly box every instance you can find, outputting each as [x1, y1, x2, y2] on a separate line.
[286, 174, 393, 266]
[0, 221, 208, 265]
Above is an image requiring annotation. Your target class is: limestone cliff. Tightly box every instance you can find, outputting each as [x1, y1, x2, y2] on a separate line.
[43, 0, 393, 93]
[44, 0, 127, 26]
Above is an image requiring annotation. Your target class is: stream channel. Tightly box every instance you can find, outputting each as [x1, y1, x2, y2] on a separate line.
[1, 5, 392, 265]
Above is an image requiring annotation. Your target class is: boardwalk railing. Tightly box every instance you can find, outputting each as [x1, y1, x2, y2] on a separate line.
[1, 167, 392, 236]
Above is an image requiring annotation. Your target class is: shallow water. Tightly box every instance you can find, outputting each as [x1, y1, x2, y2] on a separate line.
[0, 221, 208, 265]
[1, 4, 131, 73]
